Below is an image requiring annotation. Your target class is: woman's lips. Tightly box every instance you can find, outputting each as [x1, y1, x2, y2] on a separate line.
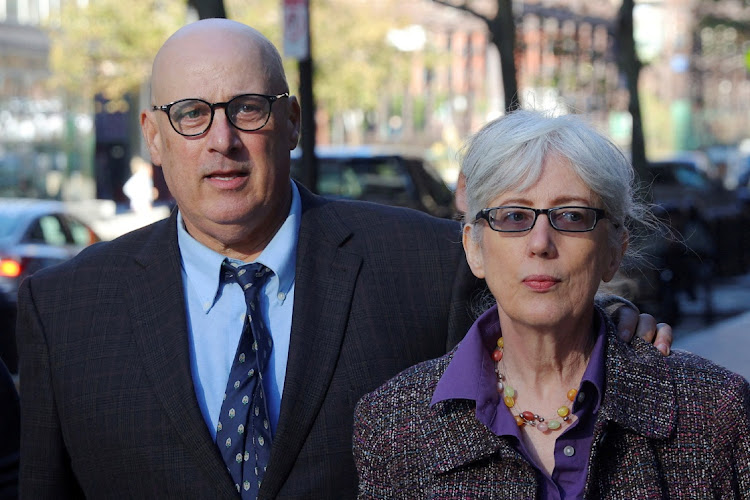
[522, 275, 561, 291]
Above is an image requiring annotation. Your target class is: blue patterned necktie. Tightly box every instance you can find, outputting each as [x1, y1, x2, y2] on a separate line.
[216, 260, 274, 497]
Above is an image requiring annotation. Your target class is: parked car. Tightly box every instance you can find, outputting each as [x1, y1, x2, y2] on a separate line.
[0, 198, 100, 373]
[631, 159, 749, 324]
[290, 145, 456, 218]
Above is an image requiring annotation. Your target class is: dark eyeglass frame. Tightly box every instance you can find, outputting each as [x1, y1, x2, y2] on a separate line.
[474, 205, 609, 233]
[151, 92, 289, 137]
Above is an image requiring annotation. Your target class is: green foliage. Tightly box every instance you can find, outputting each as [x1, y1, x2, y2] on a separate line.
[48, 0, 412, 121]
[236, 0, 412, 114]
[308, 0, 411, 113]
[47, 0, 188, 99]
[641, 90, 673, 156]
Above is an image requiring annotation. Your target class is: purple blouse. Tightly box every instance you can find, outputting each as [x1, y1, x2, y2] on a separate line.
[431, 305, 606, 499]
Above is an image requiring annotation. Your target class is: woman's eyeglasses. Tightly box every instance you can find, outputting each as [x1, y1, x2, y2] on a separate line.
[474, 206, 609, 233]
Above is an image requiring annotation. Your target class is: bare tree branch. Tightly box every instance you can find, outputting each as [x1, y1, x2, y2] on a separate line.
[431, 0, 487, 24]
[432, 0, 518, 111]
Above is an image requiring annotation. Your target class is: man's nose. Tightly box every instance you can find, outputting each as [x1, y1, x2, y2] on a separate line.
[205, 108, 241, 152]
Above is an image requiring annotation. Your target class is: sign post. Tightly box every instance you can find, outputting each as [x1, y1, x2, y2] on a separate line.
[283, 0, 317, 193]
[283, 0, 309, 60]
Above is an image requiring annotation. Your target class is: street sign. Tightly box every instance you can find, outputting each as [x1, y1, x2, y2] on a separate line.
[283, 0, 309, 60]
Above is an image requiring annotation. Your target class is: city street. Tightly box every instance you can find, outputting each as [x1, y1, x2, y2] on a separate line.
[671, 272, 750, 380]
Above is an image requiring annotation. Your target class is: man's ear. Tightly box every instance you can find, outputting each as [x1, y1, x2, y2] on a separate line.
[462, 224, 486, 279]
[140, 110, 163, 167]
[286, 96, 301, 149]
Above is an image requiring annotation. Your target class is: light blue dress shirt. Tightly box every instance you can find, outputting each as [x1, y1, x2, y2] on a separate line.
[177, 182, 300, 438]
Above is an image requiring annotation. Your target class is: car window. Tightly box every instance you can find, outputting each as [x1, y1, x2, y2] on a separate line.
[27, 215, 69, 246]
[318, 157, 414, 203]
[66, 216, 95, 246]
[649, 166, 677, 184]
[405, 158, 454, 206]
[673, 165, 711, 190]
[318, 160, 361, 197]
[650, 161, 712, 190]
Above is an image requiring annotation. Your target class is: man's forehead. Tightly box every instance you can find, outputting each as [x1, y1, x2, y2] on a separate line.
[156, 30, 262, 69]
[152, 43, 267, 97]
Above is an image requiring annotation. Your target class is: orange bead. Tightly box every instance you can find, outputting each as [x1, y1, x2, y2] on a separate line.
[567, 389, 577, 402]
[557, 406, 570, 417]
[503, 395, 515, 408]
[514, 415, 525, 426]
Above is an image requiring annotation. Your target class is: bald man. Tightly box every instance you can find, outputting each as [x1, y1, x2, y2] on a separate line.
[16, 19, 670, 499]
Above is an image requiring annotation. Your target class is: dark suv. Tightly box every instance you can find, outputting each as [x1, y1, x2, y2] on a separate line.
[631, 159, 749, 324]
[290, 146, 456, 218]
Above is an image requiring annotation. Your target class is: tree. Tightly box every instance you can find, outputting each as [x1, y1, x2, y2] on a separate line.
[48, 0, 188, 101]
[230, 0, 412, 142]
[48, 0, 411, 142]
[615, 0, 648, 183]
[187, 0, 226, 19]
[431, 0, 520, 112]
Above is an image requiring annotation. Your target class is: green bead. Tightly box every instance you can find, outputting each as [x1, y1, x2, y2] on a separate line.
[547, 420, 562, 430]
[503, 385, 515, 398]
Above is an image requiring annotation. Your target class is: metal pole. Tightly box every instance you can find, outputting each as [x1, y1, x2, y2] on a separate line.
[299, 55, 318, 193]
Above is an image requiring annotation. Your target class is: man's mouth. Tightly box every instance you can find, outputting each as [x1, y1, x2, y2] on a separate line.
[206, 171, 248, 180]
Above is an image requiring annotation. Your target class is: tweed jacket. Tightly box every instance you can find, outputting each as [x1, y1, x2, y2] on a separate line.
[16, 182, 481, 499]
[353, 316, 750, 499]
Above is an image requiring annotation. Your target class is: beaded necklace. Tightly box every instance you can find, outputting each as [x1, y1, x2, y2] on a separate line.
[492, 336, 577, 433]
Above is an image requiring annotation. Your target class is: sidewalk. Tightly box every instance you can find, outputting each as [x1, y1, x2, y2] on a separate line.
[672, 310, 750, 381]
[73, 203, 171, 241]
[671, 272, 750, 381]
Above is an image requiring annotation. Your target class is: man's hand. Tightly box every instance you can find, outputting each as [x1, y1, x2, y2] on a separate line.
[611, 303, 673, 356]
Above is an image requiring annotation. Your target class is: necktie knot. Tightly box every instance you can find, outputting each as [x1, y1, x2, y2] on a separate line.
[222, 260, 273, 310]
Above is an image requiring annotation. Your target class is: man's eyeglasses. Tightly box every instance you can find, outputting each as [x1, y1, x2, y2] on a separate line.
[151, 93, 289, 137]
[474, 206, 609, 233]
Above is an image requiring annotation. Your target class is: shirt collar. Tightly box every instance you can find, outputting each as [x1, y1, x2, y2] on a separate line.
[430, 304, 607, 435]
[431, 305, 501, 406]
[177, 182, 301, 312]
[578, 309, 607, 414]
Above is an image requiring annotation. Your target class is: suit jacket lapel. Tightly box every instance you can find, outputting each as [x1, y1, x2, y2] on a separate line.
[586, 316, 676, 498]
[127, 210, 237, 497]
[262, 185, 362, 495]
[429, 399, 519, 473]
[598, 328, 676, 439]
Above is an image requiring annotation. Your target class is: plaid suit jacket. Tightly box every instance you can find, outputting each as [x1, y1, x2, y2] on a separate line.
[16, 182, 481, 499]
[353, 315, 750, 499]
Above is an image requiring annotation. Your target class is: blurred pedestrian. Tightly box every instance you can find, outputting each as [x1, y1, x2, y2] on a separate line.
[122, 156, 156, 214]
[16, 19, 672, 499]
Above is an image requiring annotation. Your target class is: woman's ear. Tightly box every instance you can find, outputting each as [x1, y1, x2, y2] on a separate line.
[463, 223, 486, 279]
[602, 231, 627, 283]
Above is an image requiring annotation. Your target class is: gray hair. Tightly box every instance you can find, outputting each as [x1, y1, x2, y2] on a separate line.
[461, 110, 650, 257]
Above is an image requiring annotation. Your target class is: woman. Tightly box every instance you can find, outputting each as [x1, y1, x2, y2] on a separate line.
[353, 110, 750, 498]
